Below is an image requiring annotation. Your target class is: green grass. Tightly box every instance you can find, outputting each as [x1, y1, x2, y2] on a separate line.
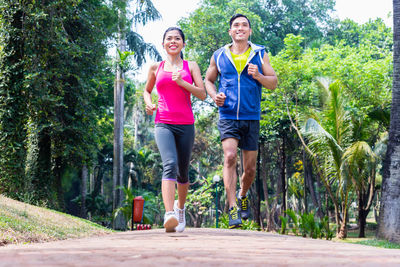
[351, 239, 400, 249]
[333, 223, 400, 249]
[0, 195, 113, 246]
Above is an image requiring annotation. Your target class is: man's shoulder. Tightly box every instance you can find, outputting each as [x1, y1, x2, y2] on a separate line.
[249, 42, 266, 52]
[213, 45, 228, 56]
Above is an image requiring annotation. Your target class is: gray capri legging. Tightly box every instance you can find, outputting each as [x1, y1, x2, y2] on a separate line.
[155, 123, 195, 184]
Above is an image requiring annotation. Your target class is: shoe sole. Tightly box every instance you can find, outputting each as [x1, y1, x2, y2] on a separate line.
[176, 226, 185, 233]
[164, 217, 178, 233]
[229, 224, 242, 229]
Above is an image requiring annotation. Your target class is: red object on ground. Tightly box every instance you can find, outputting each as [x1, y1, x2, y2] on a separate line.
[133, 196, 145, 223]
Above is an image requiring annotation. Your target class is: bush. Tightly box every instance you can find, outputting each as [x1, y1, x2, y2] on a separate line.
[219, 214, 261, 230]
[280, 209, 333, 240]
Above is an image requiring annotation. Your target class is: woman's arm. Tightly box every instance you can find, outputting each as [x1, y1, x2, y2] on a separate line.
[172, 61, 206, 100]
[143, 62, 159, 115]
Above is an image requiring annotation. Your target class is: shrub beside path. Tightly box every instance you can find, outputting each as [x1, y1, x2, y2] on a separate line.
[1, 228, 399, 266]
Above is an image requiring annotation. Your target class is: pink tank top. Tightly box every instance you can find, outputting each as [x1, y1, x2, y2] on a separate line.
[155, 60, 194, 124]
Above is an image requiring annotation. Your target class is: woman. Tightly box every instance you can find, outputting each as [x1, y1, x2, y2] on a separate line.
[143, 27, 206, 232]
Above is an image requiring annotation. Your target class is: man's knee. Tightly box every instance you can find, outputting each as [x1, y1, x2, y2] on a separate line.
[224, 150, 237, 167]
[243, 164, 256, 178]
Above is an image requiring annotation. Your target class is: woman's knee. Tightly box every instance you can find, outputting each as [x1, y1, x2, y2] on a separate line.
[163, 159, 178, 178]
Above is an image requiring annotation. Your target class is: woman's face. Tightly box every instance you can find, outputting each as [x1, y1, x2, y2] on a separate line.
[163, 30, 184, 55]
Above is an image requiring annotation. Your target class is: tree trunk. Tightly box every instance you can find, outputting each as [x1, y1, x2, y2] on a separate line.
[253, 143, 262, 226]
[261, 143, 277, 232]
[53, 156, 65, 211]
[358, 193, 367, 238]
[279, 137, 287, 215]
[113, 26, 126, 230]
[377, 0, 400, 243]
[303, 150, 323, 218]
[26, 128, 52, 205]
[81, 165, 88, 219]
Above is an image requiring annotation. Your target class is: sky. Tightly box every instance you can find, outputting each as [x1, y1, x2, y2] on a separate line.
[134, 0, 393, 81]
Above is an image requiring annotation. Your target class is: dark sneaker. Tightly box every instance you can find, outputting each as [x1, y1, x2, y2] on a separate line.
[228, 206, 242, 229]
[236, 192, 250, 220]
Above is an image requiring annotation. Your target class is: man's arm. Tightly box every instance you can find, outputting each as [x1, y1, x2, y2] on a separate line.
[247, 52, 277, 90]
[205, 56, 226, 106]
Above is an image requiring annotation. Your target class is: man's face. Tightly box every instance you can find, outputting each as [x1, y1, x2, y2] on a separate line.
[229, 17, 252, 42]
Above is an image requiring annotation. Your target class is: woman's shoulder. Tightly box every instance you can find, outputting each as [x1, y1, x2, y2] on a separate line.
[150, 61, 162, 71]
[187, 60, 200, 70]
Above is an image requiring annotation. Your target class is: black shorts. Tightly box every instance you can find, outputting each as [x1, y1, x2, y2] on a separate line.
[217, 119, 259, 151]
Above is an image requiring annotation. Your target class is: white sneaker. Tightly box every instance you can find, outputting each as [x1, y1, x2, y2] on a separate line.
[163, 211, 178, 232]
[174, 200, 186, 233]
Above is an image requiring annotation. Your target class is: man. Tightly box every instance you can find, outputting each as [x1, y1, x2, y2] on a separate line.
[205, 13, 277, 228]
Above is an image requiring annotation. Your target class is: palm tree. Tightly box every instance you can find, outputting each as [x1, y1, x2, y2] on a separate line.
[113, 0, 161, 229]
[302, 79, 352, 239]
[341, 141, 378, 238]
[377, 0, 400, 243]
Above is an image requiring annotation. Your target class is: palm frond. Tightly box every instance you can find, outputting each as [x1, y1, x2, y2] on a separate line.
[132, 0, 162, 26]
[315, 76, 333, 107]
[341, 141, 377, 189]
[303, 118, 343, 167]
[126, 31, 161, 67]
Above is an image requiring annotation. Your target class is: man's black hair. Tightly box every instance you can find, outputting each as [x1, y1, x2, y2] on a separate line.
[229, 14, 251, 28]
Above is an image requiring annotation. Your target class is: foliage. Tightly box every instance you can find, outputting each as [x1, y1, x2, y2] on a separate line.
[281, 209, 334, 240]
[326, 18, 393, 52]
[117, 49, 135, 72]
[178, 0, 335, 73]
[185, 176, 216, 227]
[113, 186, 160, 228]
[71, 192, 111, 224]
[279, 215, 288, 235]
[219, 214, 261, 231]
[0, 1, 28, 198]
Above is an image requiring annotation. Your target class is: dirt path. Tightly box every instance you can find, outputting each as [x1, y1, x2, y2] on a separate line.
[1, 228, 399, 266]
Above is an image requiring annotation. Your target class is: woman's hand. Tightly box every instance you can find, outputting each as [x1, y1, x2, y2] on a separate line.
[145, 102, 156, 115]
[172, 69, 184, 86]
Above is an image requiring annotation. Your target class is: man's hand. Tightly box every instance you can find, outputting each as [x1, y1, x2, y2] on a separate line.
[145, 103, 156, 115]
[214, 92, 226, 107]
[247, 63, 260, 79]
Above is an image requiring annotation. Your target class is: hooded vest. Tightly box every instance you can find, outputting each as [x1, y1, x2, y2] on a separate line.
[214, 42, 265, 120]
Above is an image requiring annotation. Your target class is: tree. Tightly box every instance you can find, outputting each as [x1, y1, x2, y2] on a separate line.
[23, 0, 118, 209]
[179, 0, 335, 72]
[112, 0, 160, 229]
[0, 1, 28, 198]
[377, 0, 400, 243]
[341, 141, 378, 238]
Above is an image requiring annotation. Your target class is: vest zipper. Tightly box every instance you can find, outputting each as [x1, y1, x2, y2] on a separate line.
[224, 46, 259, 120]
[237, 74, 241, 119]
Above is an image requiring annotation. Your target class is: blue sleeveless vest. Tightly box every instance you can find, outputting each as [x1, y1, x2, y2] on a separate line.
[214, 42, 265, 120]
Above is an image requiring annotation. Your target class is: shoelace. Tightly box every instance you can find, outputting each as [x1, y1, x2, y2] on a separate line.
[241, 197, 248, 211]
[230, 208, 238, 220]
[165, 211, 175, 218]
[177, 209, 184, 223]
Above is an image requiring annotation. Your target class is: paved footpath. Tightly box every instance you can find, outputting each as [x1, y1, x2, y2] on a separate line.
[1, 228, 400, 266]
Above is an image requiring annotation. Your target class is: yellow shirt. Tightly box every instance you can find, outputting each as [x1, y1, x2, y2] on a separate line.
[230, 47, 252, 74]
